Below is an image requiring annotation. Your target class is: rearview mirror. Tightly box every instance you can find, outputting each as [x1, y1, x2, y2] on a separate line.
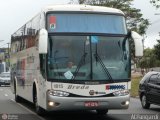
[131, 31, 143, 57]
[39, 29, 48, 54]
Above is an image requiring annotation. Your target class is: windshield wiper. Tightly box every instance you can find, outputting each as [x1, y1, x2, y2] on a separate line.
[94, 51, 114, 83]
[72, 52, 87, 80]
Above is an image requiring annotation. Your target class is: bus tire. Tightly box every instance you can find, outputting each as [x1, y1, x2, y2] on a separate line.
[14, 80, 21, 103]
[96, 109, 108, 115]
[33, 85, 45, 115]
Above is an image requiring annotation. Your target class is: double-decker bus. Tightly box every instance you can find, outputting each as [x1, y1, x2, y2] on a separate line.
[10, 5, 143, 115]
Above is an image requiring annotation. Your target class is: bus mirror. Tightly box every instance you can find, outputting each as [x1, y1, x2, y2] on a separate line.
[39, 29, 48, 54]
[131, 31, 143, 57]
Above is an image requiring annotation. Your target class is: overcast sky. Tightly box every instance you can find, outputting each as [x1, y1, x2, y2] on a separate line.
[133, 0, 160, 48]
[0, 0, 159, 48]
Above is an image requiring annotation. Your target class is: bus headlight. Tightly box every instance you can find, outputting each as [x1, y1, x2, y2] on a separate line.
[113, 90, 130, 96]
[48, 90, 70, 97]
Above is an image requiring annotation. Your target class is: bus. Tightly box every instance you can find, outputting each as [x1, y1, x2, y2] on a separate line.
[10, 5, 143, 115]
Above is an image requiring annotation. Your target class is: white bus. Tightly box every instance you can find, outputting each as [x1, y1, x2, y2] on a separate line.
[10, 5, 143, 115]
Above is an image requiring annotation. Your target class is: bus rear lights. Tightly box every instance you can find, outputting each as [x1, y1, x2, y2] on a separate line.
[48, 90, 70, 97]
[121, 101, 129, 106]
[113, 90, 130, 96]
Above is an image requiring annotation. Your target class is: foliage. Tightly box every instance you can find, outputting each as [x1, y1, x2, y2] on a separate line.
[76, 0, 150, 35]
[154, 40, 160, 59]
[150, 0, 160, 8]
[138, 48, 160, 68]
[138, 39, 160, 69]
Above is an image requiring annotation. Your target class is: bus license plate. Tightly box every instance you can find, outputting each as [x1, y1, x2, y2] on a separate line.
[84, 101, 98, 107]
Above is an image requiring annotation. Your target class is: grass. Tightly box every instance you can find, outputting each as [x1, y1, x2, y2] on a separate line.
[131, 76, 142, 97]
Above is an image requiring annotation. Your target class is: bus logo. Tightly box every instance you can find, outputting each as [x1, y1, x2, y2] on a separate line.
[49, 16, 56, 29]
[106, 85, 125, 90]
[89, 90, 95, 95]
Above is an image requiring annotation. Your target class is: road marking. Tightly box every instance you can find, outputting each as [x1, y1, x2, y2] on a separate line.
[10, 99, 45, 120]
[4, 94, 8, 97]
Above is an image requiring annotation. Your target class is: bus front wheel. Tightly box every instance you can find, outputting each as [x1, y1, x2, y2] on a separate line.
[96, 109, 108, 115]
[33, 86, 45, 115]
[14, 80, 21, 102]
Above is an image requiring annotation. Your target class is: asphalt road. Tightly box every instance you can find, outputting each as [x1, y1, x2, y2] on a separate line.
[0, 86, 160, 120]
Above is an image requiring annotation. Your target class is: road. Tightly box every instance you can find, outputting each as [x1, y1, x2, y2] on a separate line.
[0, 87, 160, 120]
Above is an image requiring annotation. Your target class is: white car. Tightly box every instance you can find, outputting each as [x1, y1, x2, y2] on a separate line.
[0, 72, 10, 86]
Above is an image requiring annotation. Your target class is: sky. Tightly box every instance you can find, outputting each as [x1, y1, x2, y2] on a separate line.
[0, 0, 159, 48]
[133, 0, 160, 48]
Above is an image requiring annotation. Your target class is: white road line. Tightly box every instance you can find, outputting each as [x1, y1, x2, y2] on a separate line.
[10, 99, 45, 120]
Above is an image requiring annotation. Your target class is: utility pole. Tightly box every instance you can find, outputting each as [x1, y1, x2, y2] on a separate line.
[7, 43, 10, 67]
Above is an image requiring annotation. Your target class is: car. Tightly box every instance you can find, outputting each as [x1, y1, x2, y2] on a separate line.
[139, 71, 160, 109]
[0, 72, 10, 86]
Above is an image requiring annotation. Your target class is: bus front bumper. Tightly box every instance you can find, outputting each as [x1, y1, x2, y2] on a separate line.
[46, 95, 130, 111]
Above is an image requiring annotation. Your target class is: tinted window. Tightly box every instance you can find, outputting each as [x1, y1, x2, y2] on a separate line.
[149, 74, 158, 85]
[47, 13, 127, 34]
[156, 74, 160, 85]
[140, 72, 154, 84]
[47, 35, 130, 81]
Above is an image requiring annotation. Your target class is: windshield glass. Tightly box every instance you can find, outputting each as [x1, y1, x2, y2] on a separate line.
[91, 36, 130, 80]
[47, 35, 130, 81]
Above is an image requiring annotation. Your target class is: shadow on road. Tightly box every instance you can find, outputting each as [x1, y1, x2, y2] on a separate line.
[19, 99, 119, 120]
[43, 111, 118, 120]
[150, 107, 160, 112]
[18, 97, 160, 120]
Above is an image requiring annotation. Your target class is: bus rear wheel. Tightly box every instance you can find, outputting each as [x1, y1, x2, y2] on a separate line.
[96, 109, 108, 115]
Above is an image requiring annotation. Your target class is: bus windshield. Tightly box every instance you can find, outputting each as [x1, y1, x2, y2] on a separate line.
[47, 35, 130, 81]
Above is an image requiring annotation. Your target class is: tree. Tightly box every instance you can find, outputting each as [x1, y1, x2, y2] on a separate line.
[76, 0, 149, 35]
[154, 39, 160, 59]
[150, 0, 160, 8]
[138, 48, 159, 69]
[138, 39, 160, 69]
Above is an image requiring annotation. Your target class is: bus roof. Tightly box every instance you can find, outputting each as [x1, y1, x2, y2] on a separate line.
[42, 4, 124, 15]
[11, 5, 125, 36]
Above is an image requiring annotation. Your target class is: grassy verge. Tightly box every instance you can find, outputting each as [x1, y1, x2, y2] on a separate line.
[131, 76, 142, 97]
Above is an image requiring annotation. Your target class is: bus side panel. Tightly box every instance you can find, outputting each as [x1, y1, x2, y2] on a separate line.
[10, 12, 43, 102]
